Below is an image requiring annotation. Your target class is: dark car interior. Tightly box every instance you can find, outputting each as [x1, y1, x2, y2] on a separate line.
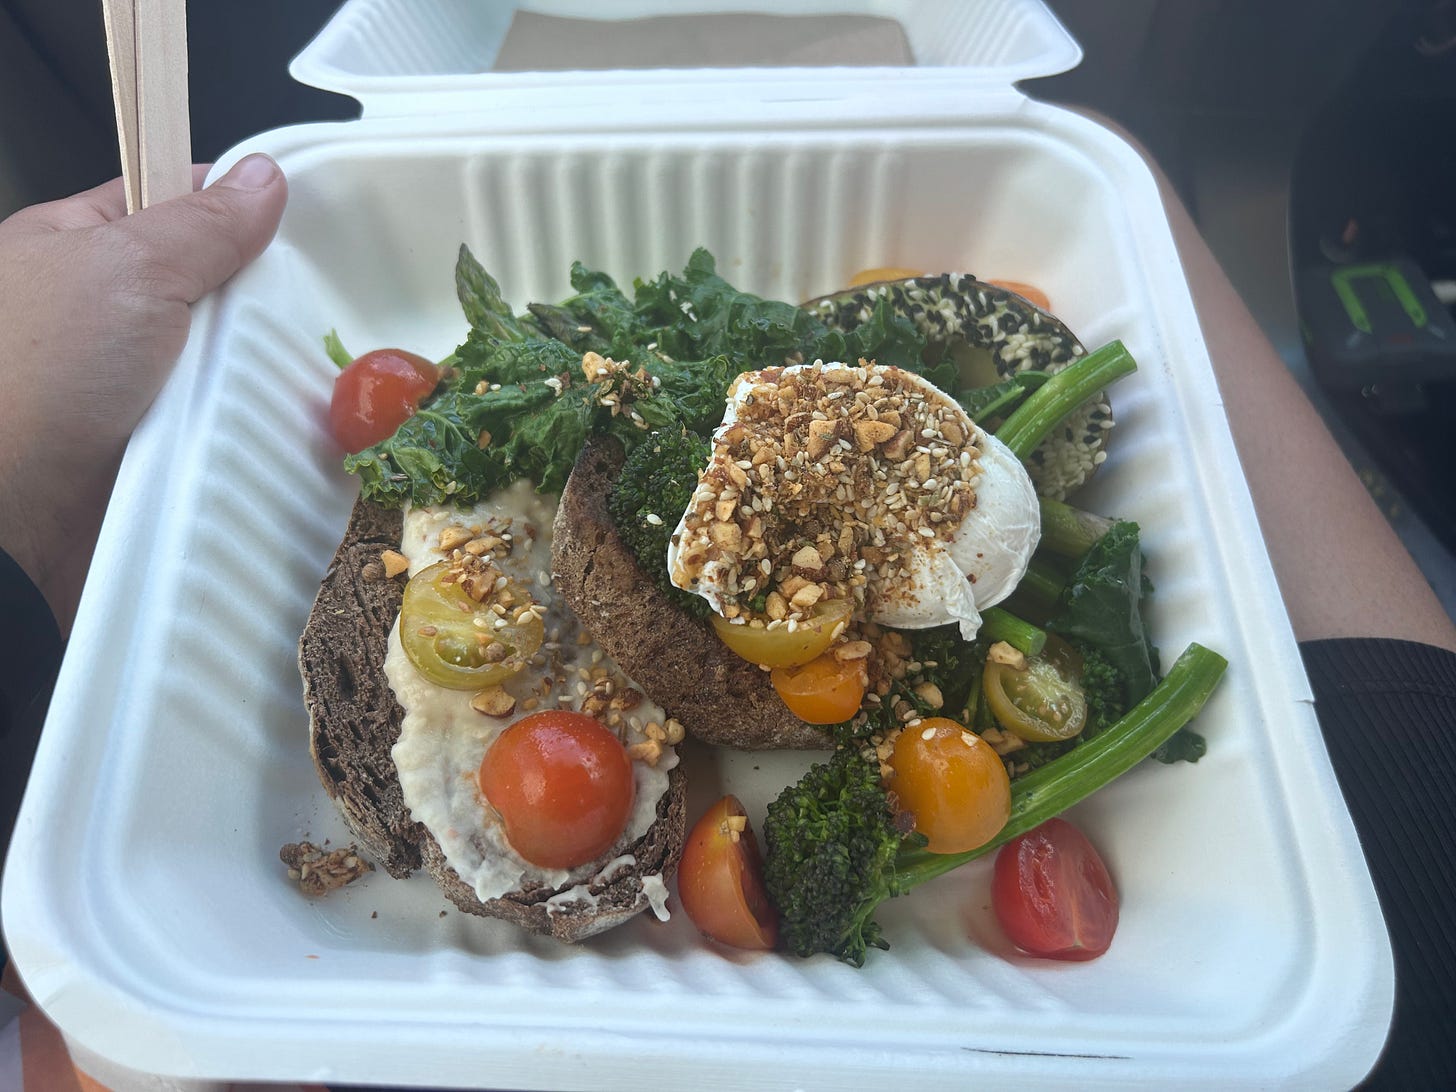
[0, 2, 1452, 1087]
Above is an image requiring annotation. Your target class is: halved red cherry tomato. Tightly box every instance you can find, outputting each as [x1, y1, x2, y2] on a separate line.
[770, 652, 867, 724]
[677, 795, 779, 951]
[992, 818, 1119, 961]
[711, 597, 852, 669]
[889, 717, 1010, 854]
[329, 348, 439, 453]
[479, 711, 635, 870]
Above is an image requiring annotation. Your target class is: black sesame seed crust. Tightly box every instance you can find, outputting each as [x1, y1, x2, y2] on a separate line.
[805, 275, 1114, 499]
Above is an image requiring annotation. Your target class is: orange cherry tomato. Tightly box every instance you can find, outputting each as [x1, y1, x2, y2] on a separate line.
[478, 711, 635, 869]
[987, 280, 1052, 311]
[889, 716, 1010, 854]
[677, 795, 779, 951]
[329, 348, 440, 453]
[710, 597, 852, 669]
[770, 653, 867, 724]
[992, 818, 1119, 960]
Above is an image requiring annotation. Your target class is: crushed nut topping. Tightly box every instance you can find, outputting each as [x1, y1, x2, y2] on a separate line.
[987, 641, 1027, 669]
[671, 361, 984, 633]
[380, 550, 410, 578]
[280, 841, 373, 896]
[471, 685, 517, 717]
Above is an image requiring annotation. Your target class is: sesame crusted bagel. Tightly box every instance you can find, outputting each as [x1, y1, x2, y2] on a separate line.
[804, 275, 1110, 500]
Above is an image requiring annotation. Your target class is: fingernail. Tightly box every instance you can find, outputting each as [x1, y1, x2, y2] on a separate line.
[215, 153, 280, 191]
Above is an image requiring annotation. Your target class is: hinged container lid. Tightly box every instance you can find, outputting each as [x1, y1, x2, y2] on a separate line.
[289, 0, 1083, 119]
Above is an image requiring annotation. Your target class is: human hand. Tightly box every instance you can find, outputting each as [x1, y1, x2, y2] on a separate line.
[0, 154, 287, 634]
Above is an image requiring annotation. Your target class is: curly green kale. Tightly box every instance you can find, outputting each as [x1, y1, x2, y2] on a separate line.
[606, 428, 710, 619]
[762, 748, 914, 966]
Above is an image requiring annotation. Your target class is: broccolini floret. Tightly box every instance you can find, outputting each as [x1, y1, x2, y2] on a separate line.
[762, 644, 1228, 966]
[762, 748, 912, 966]
[606, 428, 710, 619]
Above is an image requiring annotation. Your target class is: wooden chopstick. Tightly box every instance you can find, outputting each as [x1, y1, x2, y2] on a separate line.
[101, 0, 141, 213]
[101, 0, 193, 212]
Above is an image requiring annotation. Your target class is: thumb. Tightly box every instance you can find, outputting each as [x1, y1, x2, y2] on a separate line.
[114, 153, 288, 304]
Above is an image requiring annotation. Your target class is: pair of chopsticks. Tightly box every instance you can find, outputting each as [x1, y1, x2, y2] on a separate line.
[101, 0, 193, 213]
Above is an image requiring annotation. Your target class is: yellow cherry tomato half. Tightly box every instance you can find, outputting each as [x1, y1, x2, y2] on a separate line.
[987, 280, 1052, 311]
[400, 560, 544, 690]
[983, 636, 1088, 743]
[770, 652, 867, 724]
[889, 717, 1011, 854]
[677, 795, 779, 951]
[710, 597, 852, 669]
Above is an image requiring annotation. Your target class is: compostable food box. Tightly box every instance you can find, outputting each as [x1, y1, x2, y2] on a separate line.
[2, 1, 1393, 1087]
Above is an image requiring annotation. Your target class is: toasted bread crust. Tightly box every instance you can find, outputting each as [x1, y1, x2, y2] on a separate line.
[299, 492, 687, 940]
[552, 437, 830, 750]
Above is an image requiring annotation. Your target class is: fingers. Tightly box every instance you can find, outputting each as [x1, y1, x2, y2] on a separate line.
[113, 153, 289, 303]
[5, 165, 210, 232]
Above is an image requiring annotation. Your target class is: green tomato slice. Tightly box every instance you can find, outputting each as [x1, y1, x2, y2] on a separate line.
[983, 636, 1088, 743]
[400, 560, 544, 690]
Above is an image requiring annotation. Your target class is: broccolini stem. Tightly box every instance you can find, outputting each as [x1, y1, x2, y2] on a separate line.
[1037, 496, 1116, 558]
[894, 642, 1228, 886]
[980, 607, 1046, 656]
[1002, 556, 1067, 622]
[996, 341, 1136, 460]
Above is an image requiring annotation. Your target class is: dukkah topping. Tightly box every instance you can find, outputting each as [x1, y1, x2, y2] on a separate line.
[672, 360, 985, 629]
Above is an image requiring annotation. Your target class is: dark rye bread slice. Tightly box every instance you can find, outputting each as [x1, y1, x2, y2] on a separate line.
[552, 436, 830, 750]
[298, 492, 689, 942]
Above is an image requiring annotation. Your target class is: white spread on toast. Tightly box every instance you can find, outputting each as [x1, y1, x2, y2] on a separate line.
[386, 481, 677, 905]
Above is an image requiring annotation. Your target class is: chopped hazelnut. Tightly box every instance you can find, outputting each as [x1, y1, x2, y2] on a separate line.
[913, 681, 945, 710]
[470, 686, 516, 717]
[380, 550, 409, 578]
[438, 526, 474, 552]
[628, 739, 664, 767]
[853, 419, 897, 451]
[789, 583, 825, 610]
[987, 641, 1027, 669]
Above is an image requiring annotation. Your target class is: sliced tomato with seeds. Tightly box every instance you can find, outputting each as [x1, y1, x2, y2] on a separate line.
[992, 817, 1119, 961]
[677, 795, 779, 951]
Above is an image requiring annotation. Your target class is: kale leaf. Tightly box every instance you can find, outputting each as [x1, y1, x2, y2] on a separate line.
[1047, 520, 1160, 707]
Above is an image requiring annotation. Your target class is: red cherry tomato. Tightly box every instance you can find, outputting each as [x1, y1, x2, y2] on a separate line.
[677, 795, 779, 951]
[992, 818, 1119, 961]
[478, 711, 635, 870]
[328, 348, 439, 453]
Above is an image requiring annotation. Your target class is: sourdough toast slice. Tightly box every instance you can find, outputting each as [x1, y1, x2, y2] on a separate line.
[299, 492, 688, 941]
[552, 437, 829, 750]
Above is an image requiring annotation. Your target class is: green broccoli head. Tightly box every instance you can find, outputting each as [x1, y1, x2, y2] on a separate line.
[762, 748, 917, 966]
[606, 428, 711, 619]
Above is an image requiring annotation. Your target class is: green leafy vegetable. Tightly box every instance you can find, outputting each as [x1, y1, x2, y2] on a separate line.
[1047, 520, 1159, 706]
[607, 428, 711, 619]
